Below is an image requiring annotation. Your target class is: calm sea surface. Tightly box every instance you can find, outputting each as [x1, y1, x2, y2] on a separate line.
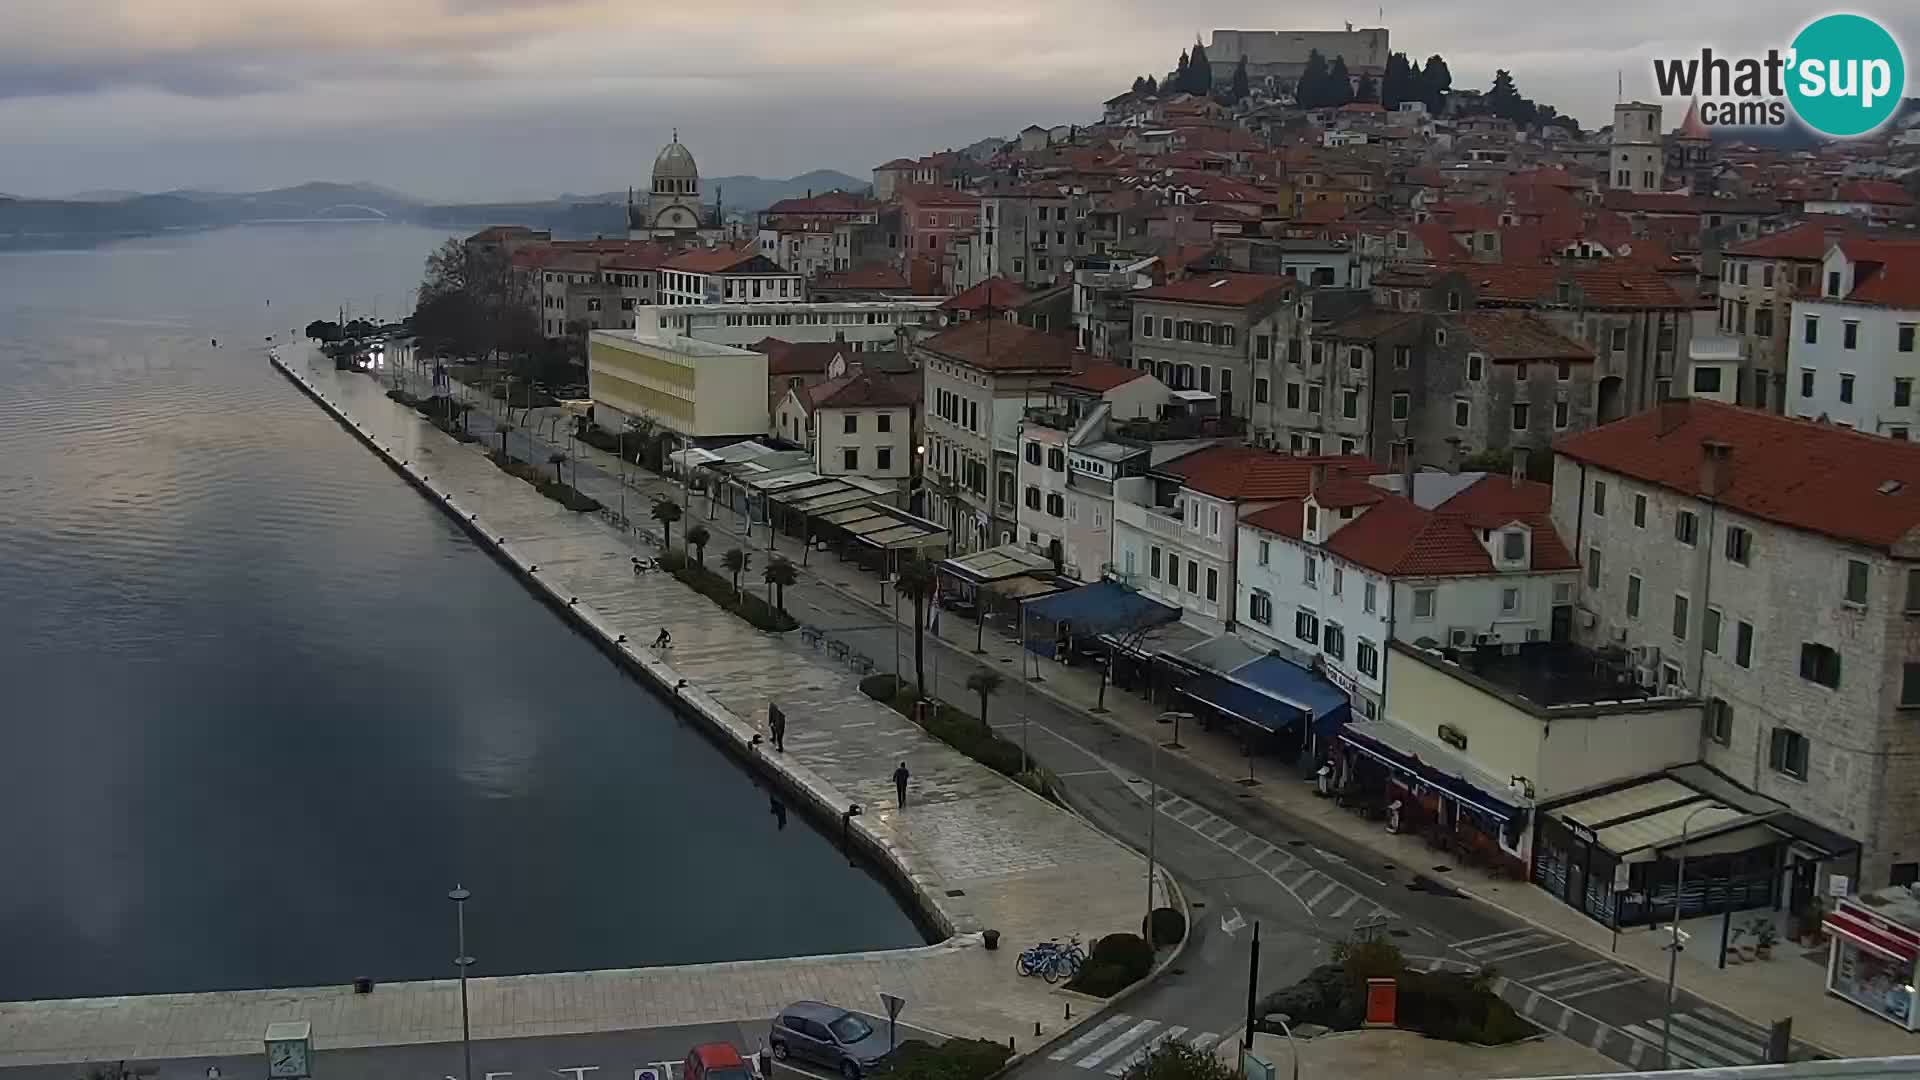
[0, 223, 921, 1002]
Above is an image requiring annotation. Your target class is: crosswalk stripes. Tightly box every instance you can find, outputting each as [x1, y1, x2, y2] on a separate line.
[1452, 928, 1569, 964]
[1049, 1014, 1226, 1074]
[1150, 794, 1396, 923]
[1622, 1007, 1771, 1069]
[1527, 958, 1646, 1000]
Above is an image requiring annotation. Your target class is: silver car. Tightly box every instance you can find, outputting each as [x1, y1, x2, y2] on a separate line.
[769, 1000, 890, 1079]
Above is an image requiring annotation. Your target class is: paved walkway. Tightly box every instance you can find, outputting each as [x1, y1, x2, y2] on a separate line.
[0, 353, 1151, 1068]
[472, 378, 1920, 1061]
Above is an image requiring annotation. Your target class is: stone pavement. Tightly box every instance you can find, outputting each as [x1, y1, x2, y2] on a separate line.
[1229, 1027, 1624, 1080]
[0, 353, 1152, 1068]
[486, 383, 1920, 1061]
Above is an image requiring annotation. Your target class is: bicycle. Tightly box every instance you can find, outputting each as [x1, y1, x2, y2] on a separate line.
[1016, 936, 1085, 983]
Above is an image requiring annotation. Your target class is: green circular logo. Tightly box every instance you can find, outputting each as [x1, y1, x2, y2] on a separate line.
[1787, 13, 1905, 137]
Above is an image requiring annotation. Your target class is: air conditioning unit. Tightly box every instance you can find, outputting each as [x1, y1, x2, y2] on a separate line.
[1448, 628, 1473, 648]
[1634, 664, 1658, 688]
[1577, 607, 1598, 629]
[1635, 644, 1663, 667]
[1475, 632, 1501, 646]
[1610, 626, 1629, 644]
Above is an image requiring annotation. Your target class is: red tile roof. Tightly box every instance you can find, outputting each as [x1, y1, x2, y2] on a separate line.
[1725, 217, 1866, 260]
[1553, 398, 1920, 552]
[1836, 238, 1920, 309]
[1448, 263, 1697, 310]
[814, 370, 920, 409]
[812, 264, 910, 291]
[764, 191, 875, 216]
[1247, 474, 1577, 576]
[753, 338, 847, 376]
[666, 248, 760, 273]
[1057, 363, 1147, 393]
[897, 185, 982, 209]
[941, 276, 1031, 312]
[1136, 271, 1293, 308]
[1155, 449, 1373, 501]
[1450, 311, 1596, 361]
[918, 318, 1077, 372]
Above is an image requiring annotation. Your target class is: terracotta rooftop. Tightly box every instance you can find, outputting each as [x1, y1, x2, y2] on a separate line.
[665, 248, 762, 273]
[918, 318, 1077, 372]
[1154, 449, 1372, 501]
[1725, 217, 1867, 260]
[941, 276, 1031, 312]
[814, 370, 920, 409]
[1448, 311, 1596, 362]
[1832, 238, 1920, 310]
[753, 338, 847, 376]
[1136, 271, 1294, 308]
[1554, 398, 1920, 552]
[1448, 263, 1696, 310]
[764, 191, 875, 216]
[812, 264, 910, 291]
[1057, 363, 1147, 393]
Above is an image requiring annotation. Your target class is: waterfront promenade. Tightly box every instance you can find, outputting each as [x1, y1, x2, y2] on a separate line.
[0, 350, 1154, 1067]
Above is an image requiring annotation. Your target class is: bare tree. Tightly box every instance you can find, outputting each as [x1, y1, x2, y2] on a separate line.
[1094, 594, 1170, 713]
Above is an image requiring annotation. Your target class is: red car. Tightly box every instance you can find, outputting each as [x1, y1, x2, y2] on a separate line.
[686, 1043, 757, 1080]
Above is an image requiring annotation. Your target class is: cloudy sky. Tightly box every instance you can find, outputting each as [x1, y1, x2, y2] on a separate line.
[0, 0, 1913, 201]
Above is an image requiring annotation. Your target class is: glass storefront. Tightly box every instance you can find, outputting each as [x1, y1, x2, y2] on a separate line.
[1829, 938, 1917, 1028]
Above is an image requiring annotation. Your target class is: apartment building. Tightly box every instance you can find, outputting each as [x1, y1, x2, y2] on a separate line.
[1715, 219, 1867, 411]
[1786, 237, 1920, 437]
[900, 186, 981, 270]
[1131, 271, 1300, 424]
[660, 248, 805, 306]
[1072, 254, 1158, 359]
[588, 328, 768, 443]
[776, 369, 919, 493]
[917, 320, 1078, 552]
[1236, 470, 1579, 718]
[517, 242, 668, 339]
[1553, 398, 1920, 889]
[641, 300, 939, 351]
[977, 185, 1082, 288]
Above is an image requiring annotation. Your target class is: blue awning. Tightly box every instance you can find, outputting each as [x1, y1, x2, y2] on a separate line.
[1020, 580, 1181, 638]
[1338, 720, 1524, 821]
[1175, 655, 1351, 736]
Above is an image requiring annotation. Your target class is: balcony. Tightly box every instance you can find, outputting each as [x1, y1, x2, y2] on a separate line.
[1114, 500, 1228, 559]
[1112, 413, 1247, 442]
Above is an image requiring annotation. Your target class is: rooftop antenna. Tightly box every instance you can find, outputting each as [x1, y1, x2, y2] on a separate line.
[1617, 70, 1623, 100]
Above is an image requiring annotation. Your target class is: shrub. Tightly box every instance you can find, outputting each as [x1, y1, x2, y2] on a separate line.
[1143, 906, 1186, 946]
[1330, 938, 1405, 985]
[664, 554, 796, 632]
[890, 1038, 1010, 1080]
[1122, 1039, 1237, 1080]
[1068, 932, 1154, 995]
[858, 674, 1055, 799]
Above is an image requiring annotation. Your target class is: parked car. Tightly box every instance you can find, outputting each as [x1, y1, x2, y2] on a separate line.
[769, 1001, 890, 1078]
[685, 1043, 756, 1080]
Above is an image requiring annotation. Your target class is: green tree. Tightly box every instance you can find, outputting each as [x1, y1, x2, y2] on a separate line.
[762, 554, 798, 613]
[1174, 50, 1190, 94]
[1121, 1040, 1237, 1080]
[1487, 69, 1523, 119]
[685, 523, 711, 566]
[1144, 74, 1158, 95]
[1230, 56, 1251, 103]
[1186, 38, 1212, 96]
[650, 495, 684, 549]
[1326, 55, 1354, 106]
[722, 547, 751, 598]
[548, 450, 568, 487]
[304, 319, 342, 342]
[1381, 51, 1412, 108]
[1422, 53, 1453, 113]
[1296, 49, 1329, 107]
[895, 554, 935, 699]
[1132, 75, 1148, 94]
[623, 414, 658, 468]
[965, 670, 1003, 733]
[1355, 73, 1379, 104]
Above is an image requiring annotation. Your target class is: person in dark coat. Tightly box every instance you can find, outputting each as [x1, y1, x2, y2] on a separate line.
[893, 762, 911, 808]
[769, 703, 787, 752]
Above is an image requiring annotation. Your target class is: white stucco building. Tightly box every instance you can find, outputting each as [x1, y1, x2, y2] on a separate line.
[1786, 237, 1920, 438]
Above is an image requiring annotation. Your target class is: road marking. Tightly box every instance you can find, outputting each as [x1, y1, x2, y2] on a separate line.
[1230, 834, 1264, 856]
[1172, 804, 1209, 826]
[1454, 928, 1535, 950]
[1077, 1019, 1160, 1069]
[1107, 1026, 1188, 1076]
[1484, 941, 1568, 963]
[1559, 973, 1646, 1000]
[1288, 869, 1320, 891]
[1055, 769, 1112, 777]
[1625, 1020, 1734, 1069]
[1672, 1011, 1767, 1061]
[1048, 1015, 1132, 1061]
[1328, 893, 1362, 919]
[1188, 1033, 1222, 1052]
[1305, 881, 1340, 909]
[1527, 959, 1612, 991]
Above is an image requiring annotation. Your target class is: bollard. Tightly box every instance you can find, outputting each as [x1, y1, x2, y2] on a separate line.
[1065, 1003, 1071, 1021]
[1007, 1037, 1015, 1052]
[1034, 1022, 1041, 1037]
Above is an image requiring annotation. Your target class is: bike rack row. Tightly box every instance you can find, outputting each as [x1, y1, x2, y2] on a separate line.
[798, 623, 877, 677]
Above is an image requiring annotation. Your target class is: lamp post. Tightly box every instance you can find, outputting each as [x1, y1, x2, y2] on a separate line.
[449, 885, 475, 1080]
[1262, 1011, 1299, 1080]
[1662, 802, 1727, 1069]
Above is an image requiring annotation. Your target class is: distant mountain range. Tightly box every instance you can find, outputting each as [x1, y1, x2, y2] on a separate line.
[0, 171, 870, 247]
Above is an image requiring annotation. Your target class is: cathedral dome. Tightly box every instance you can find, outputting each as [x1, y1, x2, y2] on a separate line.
[652, 134, 699, 195]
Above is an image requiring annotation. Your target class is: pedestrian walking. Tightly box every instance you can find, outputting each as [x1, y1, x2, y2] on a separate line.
[893, 761, 911, 808]
[769, 702, 787, 752]
[653, 627, 672, 649]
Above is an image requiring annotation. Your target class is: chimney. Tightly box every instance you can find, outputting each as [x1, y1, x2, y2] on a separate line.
[1309, 462, 1327, 493]
[1656, 394, 1689, 437]
[1700, 440, 1733, 496]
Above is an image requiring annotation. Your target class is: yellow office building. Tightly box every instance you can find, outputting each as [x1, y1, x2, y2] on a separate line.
[588, 328, 770, 441]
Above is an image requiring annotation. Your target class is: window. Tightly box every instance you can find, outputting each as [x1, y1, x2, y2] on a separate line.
[1307, 386, 1323, 414]
[1187, 561, 1197, 594]
[1901, 325, 1916, 353]
[1332, 567, 1344, 597]
[1844, 321, 1860, 350]
[1587, 546, 1602, 589]
[1257, 540, 1270, 566]
[877, 447, 892, 471]
[878, 413, 891, 433]
[1295, 609, 1320, 644]
[1323, 623, 1346, 661]
[842, 413, 858, 434]
[1801, 369, 1816, 399]
[1047, 492, 1064, 517]
[1769, 728, 1810, 780]
[1907, 568, 1920, 612]
[1286, 382, 1302, 409]
[1150, 546, 1161, 578]
[1303, 553, 1318, 586]
[1412, 588, 1435, 619]
[1454, 399, 1470, 428]
[1047, 447, 1066, 472]
[1501, 530, 1525, 562]
[1899, 380, 1914, 408]
[1206, 568, 1218, 602]
[1446, 290, 1460, 312]
[1357, 639, 1379, 677]
[1363, 581, 1377, 613]
[1846, 559, 1870, 605]
[1024, 486, 1041, 510]
[1804, 315, 1819, 345]
[1799, 642, 1841, 688]
[1501, 586, 1520, 613]
[1706, 698, 1732, 745]
[842, 447, 859, 470]
[1841, 373, 1856, 403]
[1394, 345, 1411, 369]
[1672, 593, 1690, 640]
[1249, 590, 1273, 625]
[1735, 619, 1754, 668]
[1161, 318, 1173, 338]
[1255, 377, 1270, 404]
[1626, 573, 1642, 618]
[1141, 315, 1154, 338]
[1255, 334, 1272, 360]
[1467, 353, 1484, 381]
[1693, 366, 1722, 394]
[1722, 525, 1752, 565]
[1342, 389, 1360, 419]
[1592, 481, 1607, 516]
[1166, 553, 1179, 585]
[1511, 403, 1530, 430]
[1391, 392, 1409, 421]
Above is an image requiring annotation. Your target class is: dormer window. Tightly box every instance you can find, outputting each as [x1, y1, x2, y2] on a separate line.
[1306, 503, 1320, 537]
[1502, 529, 1527, 563]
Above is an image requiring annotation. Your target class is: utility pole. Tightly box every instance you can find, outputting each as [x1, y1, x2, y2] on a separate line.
[1244, 920, 1262, 1052]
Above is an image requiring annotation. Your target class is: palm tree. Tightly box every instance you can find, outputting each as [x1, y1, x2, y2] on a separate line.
[722, 547, 751, 598]
[966, 670, 1004, 733]
[895, 554, 935, 699]
[685, 523, 711, 566]
[496, 419, 516, 462]
[651, 495, 683, 548]
[763, 555, 798, 613]
[548, 450, 568, 487]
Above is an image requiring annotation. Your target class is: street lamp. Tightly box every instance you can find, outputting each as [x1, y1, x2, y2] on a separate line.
[449, 885, 475, 1080]
[1662, 802, 1728, 1069]
[1261, 1013, 1300, 1080]
[1146, 711, 1192, 946]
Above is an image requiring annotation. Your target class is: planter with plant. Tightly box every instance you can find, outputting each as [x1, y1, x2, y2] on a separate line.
[1753, 918, 1779, 960]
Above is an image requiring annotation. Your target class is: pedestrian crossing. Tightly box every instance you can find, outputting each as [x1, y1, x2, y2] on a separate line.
[1154, 794, 1394, 923]
[1451, 927, 1571, 965]
[1623, 1007, 1774, 1069]
[1525, 957, 1647, 1000]
[1047, 1014, 1224, 1074]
